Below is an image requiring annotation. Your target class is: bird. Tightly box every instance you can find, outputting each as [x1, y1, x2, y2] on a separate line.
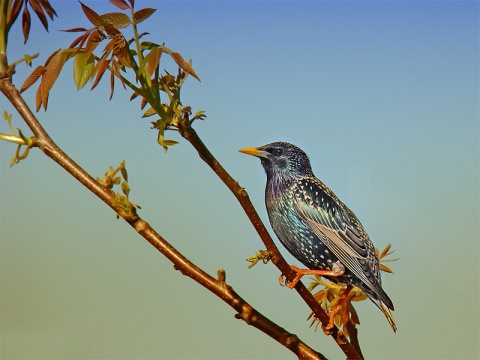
[239, 141, 396, 332]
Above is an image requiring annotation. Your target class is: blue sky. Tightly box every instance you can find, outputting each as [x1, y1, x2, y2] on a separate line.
[1, 1, 479, 359]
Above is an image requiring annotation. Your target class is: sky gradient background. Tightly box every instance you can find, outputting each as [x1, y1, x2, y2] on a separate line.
[1, 1, 479, 359]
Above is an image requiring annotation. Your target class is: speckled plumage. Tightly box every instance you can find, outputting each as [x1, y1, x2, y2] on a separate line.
[240, 142, 396, 331]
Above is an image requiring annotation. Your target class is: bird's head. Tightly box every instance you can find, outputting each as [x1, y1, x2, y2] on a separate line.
[239, 142, 314, 183]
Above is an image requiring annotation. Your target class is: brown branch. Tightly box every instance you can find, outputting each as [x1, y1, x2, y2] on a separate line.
[348, 325, 364, 360]
[178, 121, 363, 360]
[0, 76, 325, 360]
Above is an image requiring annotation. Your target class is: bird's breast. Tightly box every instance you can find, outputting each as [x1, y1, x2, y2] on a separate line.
[266, 189, 340, 271]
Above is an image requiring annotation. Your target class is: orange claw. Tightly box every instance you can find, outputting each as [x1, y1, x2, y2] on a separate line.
[322, 285, 354, 334]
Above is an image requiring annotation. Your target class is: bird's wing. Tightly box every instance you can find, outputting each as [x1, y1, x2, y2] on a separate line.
[292, 177, 380, 293]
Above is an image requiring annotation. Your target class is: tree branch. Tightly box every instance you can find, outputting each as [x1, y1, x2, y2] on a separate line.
[0, 76, 325, 360]
[135, 220, 326, 360]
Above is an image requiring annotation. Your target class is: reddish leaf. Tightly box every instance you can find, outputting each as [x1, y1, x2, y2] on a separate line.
[68, 32, 88, 50]
[42, 47, 59, 66]
[127, 0, 134, 8]
[114, 48, 131, 68]
[103, 22, 122, 37]
[104, 38, 117, 52]
[133, 8, 156, 24]
[101, 12, 130, 29]
[137, 31, 149, 40]
[20, 65, 46, 93]
[111, 59, 126, 89]
[109, 68, 115, 100]
[129, 92, 139, 101]
[79, 1, 103, 27]
[22, 6, 31, 44]
[140, 96, 147, 110]
[35, 84, 44, 112]
[84, 29, 104, 58]
[113, 39, 132, 68]
[39, 0, 57, 19]
[88, 28, 105, 43]
[8, 0, 23, 28]
[170, 52, 200, 81]
[29, 0, 49, 31]
[61, 27, 88, 33]
[91, 53, 111, 90]
[108, 0, 130, 10]
[42, 92, 49, 110]
[39, 50, 70, 109]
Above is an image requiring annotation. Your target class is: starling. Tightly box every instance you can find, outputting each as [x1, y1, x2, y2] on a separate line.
[239, 142, 396, 332]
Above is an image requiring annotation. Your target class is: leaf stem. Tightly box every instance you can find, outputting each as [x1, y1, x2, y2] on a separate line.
[129, 6, 150, 88]
[0, 132, 28, 145]
[0, 0, 11, 72]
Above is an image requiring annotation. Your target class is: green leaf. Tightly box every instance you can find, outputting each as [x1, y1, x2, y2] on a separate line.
[121, 167, 128, 182]
[25, 54, 33, 66]
[73, 52, 95, 90]
[3, 111, 12, 121]
[162, 139, 179, 147]
[157, 125, 178, 151]
[140, 41, 160, 50]
[142, 107, 156, 118]
[191, 110, 207, 122]
[140, 46, 162, 77]
[121, 181, 130, 196]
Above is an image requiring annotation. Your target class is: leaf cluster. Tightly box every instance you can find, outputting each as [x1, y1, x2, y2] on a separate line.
[375, 243, 398, 274]
[246, 249, 271, 269]
[1, 111, 36, 167]
[5, 0, 57, 44]
[306, 244, 398, 338]
[96, 160, 140, 220]
[18, 0, 204, 151]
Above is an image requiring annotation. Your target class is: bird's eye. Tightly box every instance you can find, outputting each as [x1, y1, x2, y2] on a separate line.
[272, 148, 284, 156]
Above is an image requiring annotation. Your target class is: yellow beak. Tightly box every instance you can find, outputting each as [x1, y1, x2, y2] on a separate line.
[238, 147, 269, 158]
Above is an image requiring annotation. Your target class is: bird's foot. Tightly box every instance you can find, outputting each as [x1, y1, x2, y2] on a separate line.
[279, 262, 345, 289]
[321, 285, 354, 335]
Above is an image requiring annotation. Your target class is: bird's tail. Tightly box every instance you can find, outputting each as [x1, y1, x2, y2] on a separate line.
[372, 298, 397, 332]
